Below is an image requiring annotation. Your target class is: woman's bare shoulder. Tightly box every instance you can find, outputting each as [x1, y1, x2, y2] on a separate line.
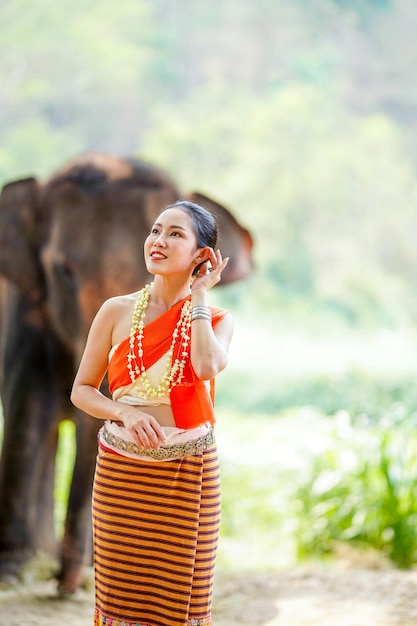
[96, 291, 141, 345]
[99, 291, 139, 314]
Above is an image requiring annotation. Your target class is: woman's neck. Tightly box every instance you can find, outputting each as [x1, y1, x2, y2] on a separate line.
[148, 277, 191, 311]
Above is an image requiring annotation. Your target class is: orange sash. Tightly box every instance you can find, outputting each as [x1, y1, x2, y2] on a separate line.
[107, 298, 227, 429]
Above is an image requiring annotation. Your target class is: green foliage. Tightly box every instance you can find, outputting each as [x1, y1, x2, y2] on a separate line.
[2, 0, 417, 323]
[143, 81, 417, 321]
[216, 313, 417, 418]
[0, 120, 82, 183]
[294, 408, 417, 568]
[330, 0, 391, 18]
[54, 420, 76, 537]
[218, 461, 295, 570]
[217, 367, 417, 418]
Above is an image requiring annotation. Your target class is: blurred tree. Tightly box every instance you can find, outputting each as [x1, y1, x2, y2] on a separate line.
[1, 0, 417, 323]
[142, 80, 417, 323]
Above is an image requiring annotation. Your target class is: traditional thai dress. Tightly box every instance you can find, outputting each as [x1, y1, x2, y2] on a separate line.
[92, 297, 227, 626]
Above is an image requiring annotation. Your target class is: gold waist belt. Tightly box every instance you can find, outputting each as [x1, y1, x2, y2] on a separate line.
[101, 423, 215, 460]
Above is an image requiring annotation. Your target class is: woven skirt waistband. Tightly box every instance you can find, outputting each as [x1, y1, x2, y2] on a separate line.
[100, 422, 215, 460]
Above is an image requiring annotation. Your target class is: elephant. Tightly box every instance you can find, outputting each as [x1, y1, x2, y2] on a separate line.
[0, 152, 253, 593]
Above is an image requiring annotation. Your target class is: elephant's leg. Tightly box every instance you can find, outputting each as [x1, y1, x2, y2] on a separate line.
[57, 411, 100, 594]
[0, 291, 61, 581]
[34, 425, 61, 553]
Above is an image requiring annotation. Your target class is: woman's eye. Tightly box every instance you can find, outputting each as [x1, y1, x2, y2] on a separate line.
[151, 228, 159, 234]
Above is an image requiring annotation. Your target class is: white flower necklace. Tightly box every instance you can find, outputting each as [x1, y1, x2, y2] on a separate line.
[127, 284, 192, 399]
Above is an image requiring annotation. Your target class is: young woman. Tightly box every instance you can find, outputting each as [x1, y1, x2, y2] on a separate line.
[71, 200, 234, 626]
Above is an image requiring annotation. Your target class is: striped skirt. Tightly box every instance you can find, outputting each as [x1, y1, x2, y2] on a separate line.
[92, 445, 221, 626]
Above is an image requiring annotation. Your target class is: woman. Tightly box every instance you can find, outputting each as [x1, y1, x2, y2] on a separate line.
[71, 200, 234, 626]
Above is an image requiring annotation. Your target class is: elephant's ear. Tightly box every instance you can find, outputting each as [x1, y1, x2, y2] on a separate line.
[0, 178, 44, 301]
[186, 192, 254, 284]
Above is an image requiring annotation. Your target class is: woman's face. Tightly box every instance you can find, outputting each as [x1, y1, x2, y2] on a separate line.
[144, 208, 205, 278]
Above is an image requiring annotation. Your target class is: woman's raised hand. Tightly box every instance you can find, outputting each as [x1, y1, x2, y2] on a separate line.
[192, 248, 229, 291]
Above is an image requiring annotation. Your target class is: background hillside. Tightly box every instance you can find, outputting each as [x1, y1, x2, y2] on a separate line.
[2, 0, 417, 325]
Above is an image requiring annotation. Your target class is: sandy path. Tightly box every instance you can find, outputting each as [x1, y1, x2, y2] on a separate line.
[1, 565, 417, 626]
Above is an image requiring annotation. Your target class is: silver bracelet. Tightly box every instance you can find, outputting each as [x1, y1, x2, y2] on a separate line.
[191, 305, 212, 321]
[192, 305, 211, 314]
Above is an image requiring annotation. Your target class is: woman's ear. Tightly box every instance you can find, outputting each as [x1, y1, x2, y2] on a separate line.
[193, 248, 210, 276]
[194, 247, 210, 264]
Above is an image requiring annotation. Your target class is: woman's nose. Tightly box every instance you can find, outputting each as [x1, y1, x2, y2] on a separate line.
[155, 232, 167, 246]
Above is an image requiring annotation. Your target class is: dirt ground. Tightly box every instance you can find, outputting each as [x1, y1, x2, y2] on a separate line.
[1, 562, 417, 626]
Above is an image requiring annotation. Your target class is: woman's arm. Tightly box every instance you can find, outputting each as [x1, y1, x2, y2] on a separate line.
[70, 298, 166, 449]
[190, 309, 234, 380]
[190, 249, 234, 380]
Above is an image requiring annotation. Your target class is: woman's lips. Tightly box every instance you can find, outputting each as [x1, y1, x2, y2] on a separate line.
[150, 251, 167, 260]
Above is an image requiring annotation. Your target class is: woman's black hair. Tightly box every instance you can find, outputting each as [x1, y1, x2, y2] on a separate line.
[166, 200, 218, 275]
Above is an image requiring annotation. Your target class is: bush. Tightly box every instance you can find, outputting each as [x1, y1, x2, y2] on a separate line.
[294, 406, 417, 568]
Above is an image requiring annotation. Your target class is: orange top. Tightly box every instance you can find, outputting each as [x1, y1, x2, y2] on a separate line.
[107, 298, 228, 429]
